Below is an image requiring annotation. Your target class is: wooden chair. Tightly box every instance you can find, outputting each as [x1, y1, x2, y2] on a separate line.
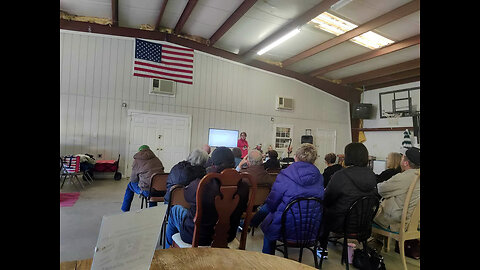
[275, 197, 324, 268]
[372, 169, 420, 270]
[160, 184, 191, 249]
[140, 172, 169, 209]
[172, 168, 257, 250]
[249, 183, 272, 236]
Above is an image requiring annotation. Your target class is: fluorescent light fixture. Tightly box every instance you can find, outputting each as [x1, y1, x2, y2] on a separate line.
[257, 28, 301, 55]
[330, 0, 353, 11]
[310, 12, 394, 50]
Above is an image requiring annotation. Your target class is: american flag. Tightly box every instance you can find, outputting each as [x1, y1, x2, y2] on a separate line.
[133, 39, 194, 85]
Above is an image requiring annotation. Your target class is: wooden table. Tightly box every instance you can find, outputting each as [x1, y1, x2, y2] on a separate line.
[60, 248, 317, 269]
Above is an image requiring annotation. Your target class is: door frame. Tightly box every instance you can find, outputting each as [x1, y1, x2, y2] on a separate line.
[125, 109, 192, 177]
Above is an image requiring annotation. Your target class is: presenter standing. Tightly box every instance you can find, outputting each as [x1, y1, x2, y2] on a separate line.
[237, 131, 249, 158]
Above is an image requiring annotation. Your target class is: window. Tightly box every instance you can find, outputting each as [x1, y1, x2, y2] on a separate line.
[274, 124, 293, 149]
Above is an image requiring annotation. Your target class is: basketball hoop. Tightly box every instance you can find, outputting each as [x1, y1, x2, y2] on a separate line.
[383, 112, 402, 125]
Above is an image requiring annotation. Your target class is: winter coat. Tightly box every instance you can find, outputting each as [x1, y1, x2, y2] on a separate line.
[374, 169, 420, 231]
[323, 166, 379, 232]
[376, 167, 402, 184]
[164, 160, 206, 203]
[322, 164, 343, 188]
[260, 161, 324, 241]
[130, 149, 164, 191]
[180, 167, 249, 246]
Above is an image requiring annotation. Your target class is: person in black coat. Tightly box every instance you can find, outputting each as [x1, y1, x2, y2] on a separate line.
[376, 152, 402, 183]
[322, 153, 343, 188]
[318, 143, 379, 257]
[165, 147, 249, 248]
[263, 150, 281, 170]
[164, 149, 209, 203]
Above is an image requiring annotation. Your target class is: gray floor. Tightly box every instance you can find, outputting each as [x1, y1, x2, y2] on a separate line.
[60, 177, 420, 269]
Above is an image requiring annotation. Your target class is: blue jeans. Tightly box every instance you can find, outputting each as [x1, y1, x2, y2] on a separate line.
[165, 205, 188, 249]
[121, 181, 157, 212]
[262, 237, 276, 254]
[250, 204, 270, 227]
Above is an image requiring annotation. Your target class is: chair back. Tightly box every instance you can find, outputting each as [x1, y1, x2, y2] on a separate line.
[192, 168, 256, 250]
[168, 184, 191, 209]
[280, 197, 323, 245]
[254, 184, 272, 207]
[400, 169, 420, 235]
[344, 196, 380, 242]
[148, 172, 169, 201]
[266, 168, 281, 174]
[62, 156, 80, 173]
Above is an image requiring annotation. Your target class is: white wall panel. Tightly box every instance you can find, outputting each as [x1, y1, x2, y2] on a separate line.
[60, 30, 352, 173]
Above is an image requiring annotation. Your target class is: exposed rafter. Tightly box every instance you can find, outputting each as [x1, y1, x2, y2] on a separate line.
[111, 0, 119, 27]
[154, 0, 169, 31]
[350, 68, 420, 88]
[282, 0, 420, 67]
[308, 34, 420, 77]
[174, 0, 199, 35]
[340, 58, 420, 85]
[209, 0, 258, 46]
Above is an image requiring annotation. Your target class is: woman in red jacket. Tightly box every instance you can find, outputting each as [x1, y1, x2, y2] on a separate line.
[237, 131, 249, 158]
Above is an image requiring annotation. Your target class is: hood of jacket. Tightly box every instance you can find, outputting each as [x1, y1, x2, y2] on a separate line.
[342, 166, 377, 192]
[281, 161, 321, 187]
[133, 149, 156, 160]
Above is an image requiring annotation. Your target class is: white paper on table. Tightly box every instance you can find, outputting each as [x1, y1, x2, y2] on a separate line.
[91, 206, 163, 270]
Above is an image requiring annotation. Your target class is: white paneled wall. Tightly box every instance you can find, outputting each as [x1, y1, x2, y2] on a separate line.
[60, 30, 352, 174]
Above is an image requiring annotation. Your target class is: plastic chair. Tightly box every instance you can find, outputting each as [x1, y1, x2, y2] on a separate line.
[275, 197, 324, 268]
[60, 156, 86, 190]
[372, 169, 420, 270]
[321, 195, 380, 270]
[172, 168, 257, 250]
[140, 172, 169, 209]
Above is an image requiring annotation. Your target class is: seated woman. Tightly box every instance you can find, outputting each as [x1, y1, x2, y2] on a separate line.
[317, 142, 379, 258]
[376, 152, 402, 183]
[259, 143, 324, 254]
[165, 147, 249, 248]
[164, 149, 209, 204]
[263, 150, 281, 171]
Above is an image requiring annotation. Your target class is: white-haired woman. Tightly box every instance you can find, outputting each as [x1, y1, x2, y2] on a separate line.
[164, 149, 209, 203]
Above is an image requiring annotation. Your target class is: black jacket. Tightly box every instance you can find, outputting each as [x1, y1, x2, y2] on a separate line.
[164, 161, 206, 203]
[376, 167, 401, 183]
[180, 167, 249, 246]
[322, 164, 343, 188]
[324, 166, 379, 232]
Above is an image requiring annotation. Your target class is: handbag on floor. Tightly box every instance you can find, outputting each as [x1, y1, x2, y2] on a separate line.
[353, 247, 386, 270]
[395, 239, 420, 259]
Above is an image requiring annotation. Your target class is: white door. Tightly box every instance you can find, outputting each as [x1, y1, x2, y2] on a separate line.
[314, 129, 336, 172]
[126, 110, 191, 177]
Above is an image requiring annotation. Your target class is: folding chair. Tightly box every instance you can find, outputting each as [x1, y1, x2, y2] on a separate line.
[60, 156, 85, 190]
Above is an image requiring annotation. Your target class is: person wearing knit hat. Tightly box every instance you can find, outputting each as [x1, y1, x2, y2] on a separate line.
[121, 144, 164, 212]
[372, 146, 420, 238]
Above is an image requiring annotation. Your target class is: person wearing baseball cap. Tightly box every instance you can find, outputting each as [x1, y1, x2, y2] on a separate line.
[371, 147, 420, 245]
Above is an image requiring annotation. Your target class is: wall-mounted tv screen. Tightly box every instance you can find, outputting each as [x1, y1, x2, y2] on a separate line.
[208, 128, 239, 148]
[352, 103, 373, 119]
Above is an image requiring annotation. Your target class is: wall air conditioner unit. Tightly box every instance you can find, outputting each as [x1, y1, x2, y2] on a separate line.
[276, 96, 294, 110]
[149, 78, 176, 96]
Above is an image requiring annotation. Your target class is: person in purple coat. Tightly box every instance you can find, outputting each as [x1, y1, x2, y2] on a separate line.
[259, 143, 324, 254]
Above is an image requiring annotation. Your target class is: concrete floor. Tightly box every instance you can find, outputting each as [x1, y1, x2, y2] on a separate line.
[60, 177, 420, 269]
